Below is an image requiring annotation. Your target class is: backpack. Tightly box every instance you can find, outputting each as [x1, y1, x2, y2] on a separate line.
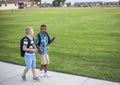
[20, 36, 31, 57]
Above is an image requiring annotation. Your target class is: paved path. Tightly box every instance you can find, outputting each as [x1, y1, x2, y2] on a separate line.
[0, 62, 119, 85]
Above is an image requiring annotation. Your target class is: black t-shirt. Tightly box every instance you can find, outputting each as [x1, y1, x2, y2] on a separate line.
[23, 36, 35, 54]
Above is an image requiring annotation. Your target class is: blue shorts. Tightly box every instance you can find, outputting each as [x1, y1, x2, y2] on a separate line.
[24, 53, 36, 70]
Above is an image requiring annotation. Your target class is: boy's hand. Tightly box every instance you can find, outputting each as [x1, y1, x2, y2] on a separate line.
[51, 36, 55, 42]
[38, 48, 44, 53]
[53, 36, 56, 40]
[30, 49, 37, 52]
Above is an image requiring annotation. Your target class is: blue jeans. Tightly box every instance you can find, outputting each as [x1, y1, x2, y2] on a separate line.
[24, 53, 36, 70]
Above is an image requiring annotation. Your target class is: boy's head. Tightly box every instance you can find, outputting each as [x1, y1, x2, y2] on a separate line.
[25, 27, 34, 36]
[40, 24, 46, 33]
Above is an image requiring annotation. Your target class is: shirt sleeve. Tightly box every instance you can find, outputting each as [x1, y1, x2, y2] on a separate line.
[48, 34, 51, 44]
[23, 38, 28, 47]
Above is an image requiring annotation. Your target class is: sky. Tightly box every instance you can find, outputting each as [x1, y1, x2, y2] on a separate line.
[41, 0, 119, 4]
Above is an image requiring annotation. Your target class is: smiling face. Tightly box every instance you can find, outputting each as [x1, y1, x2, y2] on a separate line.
[40, 25, 46, 33]
[25, 27, 34, 37]
[29, 28, 34, 36]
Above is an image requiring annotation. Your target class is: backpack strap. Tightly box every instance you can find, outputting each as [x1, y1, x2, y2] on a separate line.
[25, 36, 31, 48]
[37, 33, 41, 46]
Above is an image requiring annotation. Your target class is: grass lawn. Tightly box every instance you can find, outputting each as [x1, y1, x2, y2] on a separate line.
[0, 7, 120, 82]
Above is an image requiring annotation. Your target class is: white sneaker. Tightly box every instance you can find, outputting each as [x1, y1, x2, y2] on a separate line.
[44, 72, 52, 77]
[39, 70, 44, 77]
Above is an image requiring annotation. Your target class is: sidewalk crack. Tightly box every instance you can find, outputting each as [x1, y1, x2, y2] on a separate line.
[81, 78, 89, 85]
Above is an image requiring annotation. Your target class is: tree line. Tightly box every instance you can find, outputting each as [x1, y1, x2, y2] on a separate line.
[33, 0, 71, 7]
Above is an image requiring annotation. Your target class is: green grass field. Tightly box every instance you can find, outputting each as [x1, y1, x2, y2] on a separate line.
[0, 7, 120, 82]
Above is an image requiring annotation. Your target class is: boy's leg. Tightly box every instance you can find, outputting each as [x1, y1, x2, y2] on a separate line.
[31, 55, 40, 81]
[32, 67, 36, 78]
[40, 65, 44, 71]
[43, 55, 51, 77]
[40, 55, 46, 71]
[44, 64, 51, 77]
[32, 67, 39, 81]
[22, 68, 28, 81]
[44, 55, 49, 73]
[39, 65, 44, 77]
[23, 68, 28, 76]
[31, 55, 37, 78]
[44, 64, 47, 73]
[22, 54, 32, 80]
[39, 56, 47, 77]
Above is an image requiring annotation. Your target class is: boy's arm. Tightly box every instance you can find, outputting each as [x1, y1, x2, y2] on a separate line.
[49, 37, 55, 44]
[34, 35, 44, 53]
[23, 46, 36, 52]
[23, 38, 36, 52]
[35, 44, 39, 49]
[47, 32, 55, 44]
[35, 44, 44, 53]
[35, 34, 39, 49]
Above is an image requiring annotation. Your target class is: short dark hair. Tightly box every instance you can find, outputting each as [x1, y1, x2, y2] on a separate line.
[40, 24, 46, 28]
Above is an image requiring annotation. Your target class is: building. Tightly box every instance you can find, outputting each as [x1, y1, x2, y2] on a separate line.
[74, 2, 103, 7]
[103, 2, 119, 7]
[17, 0, 39, 9]
[0, 0, 39, 10]
[0, 0, 18, 10]
[74, 1, 119, 7]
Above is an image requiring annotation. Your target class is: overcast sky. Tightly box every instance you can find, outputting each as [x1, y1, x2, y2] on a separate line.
[42, 0, 119, 4]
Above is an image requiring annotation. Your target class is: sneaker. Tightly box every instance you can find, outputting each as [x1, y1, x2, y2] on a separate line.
[21, 75, 26, 81]
[39, 70, 44, 77]
[33, 77, 40, 81]
[44, 72, 52, 77]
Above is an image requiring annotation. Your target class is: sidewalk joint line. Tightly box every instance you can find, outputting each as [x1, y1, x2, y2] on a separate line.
[80, 78, 89, 85]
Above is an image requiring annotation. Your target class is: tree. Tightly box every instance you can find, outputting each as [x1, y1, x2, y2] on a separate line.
[52, 0, 66, 7]
[52, 0, 60, 7]
[66, 2, 71, 7]
[33, 0, 40, 2]
[33, 0, 41, 7]
[61, 0, 66, 5]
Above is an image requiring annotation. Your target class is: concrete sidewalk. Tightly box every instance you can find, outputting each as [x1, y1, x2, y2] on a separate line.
[0, 62, 119, 85]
